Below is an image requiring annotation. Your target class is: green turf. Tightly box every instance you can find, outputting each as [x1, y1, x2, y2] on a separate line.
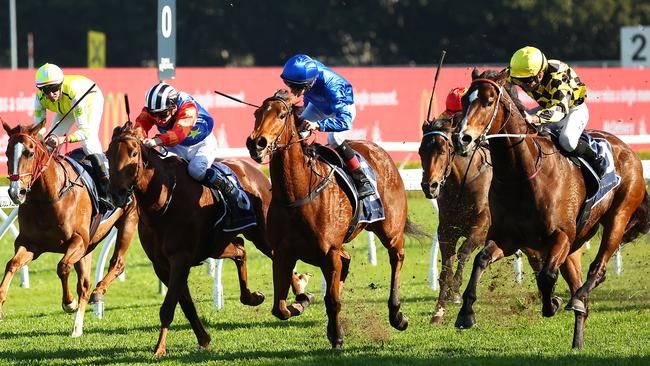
[0, 195, 648, 365]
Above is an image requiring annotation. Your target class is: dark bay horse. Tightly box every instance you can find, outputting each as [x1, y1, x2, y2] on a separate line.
[246, 91, 425, 348]
[0, 121, 139, 337]
[107, 122, 304, 356]
[419, 118, 491, 324]
[419, 116, 584, 325]
[453, 69, 650, 348]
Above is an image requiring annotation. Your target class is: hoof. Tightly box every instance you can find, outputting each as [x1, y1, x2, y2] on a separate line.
[566, 298, 587, 314]
[62, 299, 78, 314]
[331, 341, 344, 350]
[542, 296, 563, 317]
[455, 312, 476, 329]
[89, 293, 104, 305]
[452, 293, 462, 304]
[390, 312, 409, 331]
[430, 315, 444, 325]
[272, 307, 291, 321]
[296, 292, 315, 307]
[241, 291, 265, 306]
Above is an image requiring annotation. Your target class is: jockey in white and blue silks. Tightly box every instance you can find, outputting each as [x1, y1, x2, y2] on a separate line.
[281, 54, 373, 198]
[135, 83, 243, 226]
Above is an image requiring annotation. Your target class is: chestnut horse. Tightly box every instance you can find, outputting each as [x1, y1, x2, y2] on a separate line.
[0, 121, 138, 337]
[453, 69, 650, 348]
[246, 91, 425, 348]
[107, 122, 304, 356]
[419, 115, 584, 325]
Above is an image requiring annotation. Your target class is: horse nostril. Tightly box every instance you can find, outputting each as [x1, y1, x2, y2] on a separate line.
[431, 182, 439, 190]
[461, 134, 472, 145]
[256, 137, 268, 149]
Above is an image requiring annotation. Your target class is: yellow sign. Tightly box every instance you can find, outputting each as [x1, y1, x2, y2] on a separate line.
[87, 30, 106, 68]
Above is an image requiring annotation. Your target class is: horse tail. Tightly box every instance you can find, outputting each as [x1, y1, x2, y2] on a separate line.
[621, 191, 650, 245]
[404, 217, 431, 241]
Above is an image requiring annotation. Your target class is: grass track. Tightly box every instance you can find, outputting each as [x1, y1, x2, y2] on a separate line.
[0, 193, 648, 365]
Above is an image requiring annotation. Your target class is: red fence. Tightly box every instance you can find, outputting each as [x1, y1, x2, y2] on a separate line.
[1, 66, 649, 174]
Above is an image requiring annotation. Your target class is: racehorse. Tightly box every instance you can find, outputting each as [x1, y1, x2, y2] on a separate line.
[0, 120, 139, 337]
[419, 117, 491, 323]
[453, 69, 650, 348]
[246, 90, 426, 348]
[419, 114, 584, 325]
[107, 121, 306, 356]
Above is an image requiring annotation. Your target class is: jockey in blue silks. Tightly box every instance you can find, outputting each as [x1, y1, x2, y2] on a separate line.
[281, 54, 373, 198]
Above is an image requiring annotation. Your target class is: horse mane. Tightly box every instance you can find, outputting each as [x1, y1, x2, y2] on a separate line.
[474, 69, 528, 117]
[422, 118, 453, 135]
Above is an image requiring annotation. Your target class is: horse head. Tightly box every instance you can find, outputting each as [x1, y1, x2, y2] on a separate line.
[106, 121, 144, 207]
[246, 89, 301, 163]
[2, 119, 51, 204]
[453, 69, 526, 156]
[419, 118, 456, 199]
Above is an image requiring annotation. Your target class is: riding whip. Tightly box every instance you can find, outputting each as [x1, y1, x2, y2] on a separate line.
[124, 94, 131, 122]
[214, 90, 260, 108]
[425, 50, 447, 123]
[44, 83, 96, 140]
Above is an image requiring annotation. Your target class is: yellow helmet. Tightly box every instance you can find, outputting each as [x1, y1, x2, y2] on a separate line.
[35, 63, 64, 88]
[509, 46, 547, 78]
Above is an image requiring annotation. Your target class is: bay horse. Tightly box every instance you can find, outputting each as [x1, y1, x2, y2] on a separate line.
[453, 69, 650, 348]
[0, 121, 139, 337]
[246, 90, 426, 348]
[419, 114, 584, 325]
[107, 121, 305, 356]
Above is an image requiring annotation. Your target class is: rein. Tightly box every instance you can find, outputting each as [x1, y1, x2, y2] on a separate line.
[468, 77, 543, 182]
[8, 132, 55, 189]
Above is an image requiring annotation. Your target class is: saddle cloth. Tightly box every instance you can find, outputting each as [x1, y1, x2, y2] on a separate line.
[209, 162, 257, 232]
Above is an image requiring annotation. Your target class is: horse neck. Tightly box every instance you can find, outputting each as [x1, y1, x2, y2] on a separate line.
[449, 150, 483, 186]
[26, 156, 64, 202]
[268, 126, 313, 201]
[487, 98, 538, 178]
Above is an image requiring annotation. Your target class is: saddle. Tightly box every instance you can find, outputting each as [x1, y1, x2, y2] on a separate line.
[310, 144, 385, 242]
[65, 148, 120, 239]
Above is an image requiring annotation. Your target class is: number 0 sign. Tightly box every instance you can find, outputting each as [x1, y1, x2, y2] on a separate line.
[621, 26, 650, 67]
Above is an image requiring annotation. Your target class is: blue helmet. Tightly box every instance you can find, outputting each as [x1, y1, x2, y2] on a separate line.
[281, 54, 318, 86]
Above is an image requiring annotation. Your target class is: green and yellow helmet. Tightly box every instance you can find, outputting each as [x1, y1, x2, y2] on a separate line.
[35, 63, 64, 88]
[509, 46, 548, 78]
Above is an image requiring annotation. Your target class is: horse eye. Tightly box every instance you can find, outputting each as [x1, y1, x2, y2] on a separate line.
[130, 150, 138, 158]
[24, 150, 34, 158]
[278, 113, 286, 119]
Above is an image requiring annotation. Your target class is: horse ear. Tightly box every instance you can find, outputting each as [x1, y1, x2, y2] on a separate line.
[471, 68, 480, 80]
[421, 120, 430, 133]
[111, 126, 123, 141]
[1, 116, 11, 135]
[29, 122, 43, 136]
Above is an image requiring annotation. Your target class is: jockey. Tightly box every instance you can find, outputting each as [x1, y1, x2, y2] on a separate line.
[32, 63, 113, 210]
[438, 87, 468, 121]
[506, 46, 606, 176]
[281, 54, 374, 198]
[134, 83, 242, 227]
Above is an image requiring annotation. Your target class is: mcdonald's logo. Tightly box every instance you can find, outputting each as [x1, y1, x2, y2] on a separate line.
[102, 92, 127, 146]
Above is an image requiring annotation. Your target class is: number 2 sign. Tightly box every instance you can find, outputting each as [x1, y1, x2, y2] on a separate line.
[621, 26, 650, 67]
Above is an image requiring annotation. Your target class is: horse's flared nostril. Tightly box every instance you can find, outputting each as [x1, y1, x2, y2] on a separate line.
[431, 182, 439, 191]
[461, 134, 473, 145]
[256, 137, 268, 150]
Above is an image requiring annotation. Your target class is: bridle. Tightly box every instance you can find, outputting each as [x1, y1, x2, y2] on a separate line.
[421, 129, 455, 188]
[255, 97, 311, 163]
[463, 77, 543, 182]
[8, 132, 55, 191]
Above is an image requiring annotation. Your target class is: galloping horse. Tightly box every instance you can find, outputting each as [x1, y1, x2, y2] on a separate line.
[419, 114, 584, 325]
[246, 90, 425, 348]
[0, 121, 139, 337]
[107, 121, 304, 356]
[453, 69, 650, 348]
[419, 118, 491, 324]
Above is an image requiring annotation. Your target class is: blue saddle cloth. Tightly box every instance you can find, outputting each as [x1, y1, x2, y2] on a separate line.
[332, 153, 385, 224]
[209, 162, 257, 232]
[584, 135, 621, 205]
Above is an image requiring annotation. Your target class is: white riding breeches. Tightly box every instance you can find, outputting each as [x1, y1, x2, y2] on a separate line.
[166, 133, 219, 181]
[535, 103, 589, 152]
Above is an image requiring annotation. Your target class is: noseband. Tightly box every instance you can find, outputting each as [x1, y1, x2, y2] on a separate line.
[422, 130, 455, 186]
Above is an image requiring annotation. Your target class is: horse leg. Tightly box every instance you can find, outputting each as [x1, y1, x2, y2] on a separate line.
[71, 254, 92, 337]
[218, 237, 264, 306]
[153, 259, 191, 356]
[560, 248, 583, 298]
[91, 210, 138, 304]
[453, 231, 482, 303]
[537, 231, 571, 318]
[57, 235, 86, 314]
[338, 249, 351, 297]
[381, 232, 408, 331]
[455, 240, 505, 329]
[271, 254, 302, 320]
[431, 233, 457, 325]
[322, 248, 344, 349]
[570, 213, 631, 349]
[178, 283, 211, 349]
[0, 243, 37, 321]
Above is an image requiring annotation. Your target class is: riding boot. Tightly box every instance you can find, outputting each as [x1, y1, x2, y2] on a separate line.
[203, 168, 246, 227]
[335, 141, 374, 198]
[88, 153, 115, 212]
[574, 138, 606, 177]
